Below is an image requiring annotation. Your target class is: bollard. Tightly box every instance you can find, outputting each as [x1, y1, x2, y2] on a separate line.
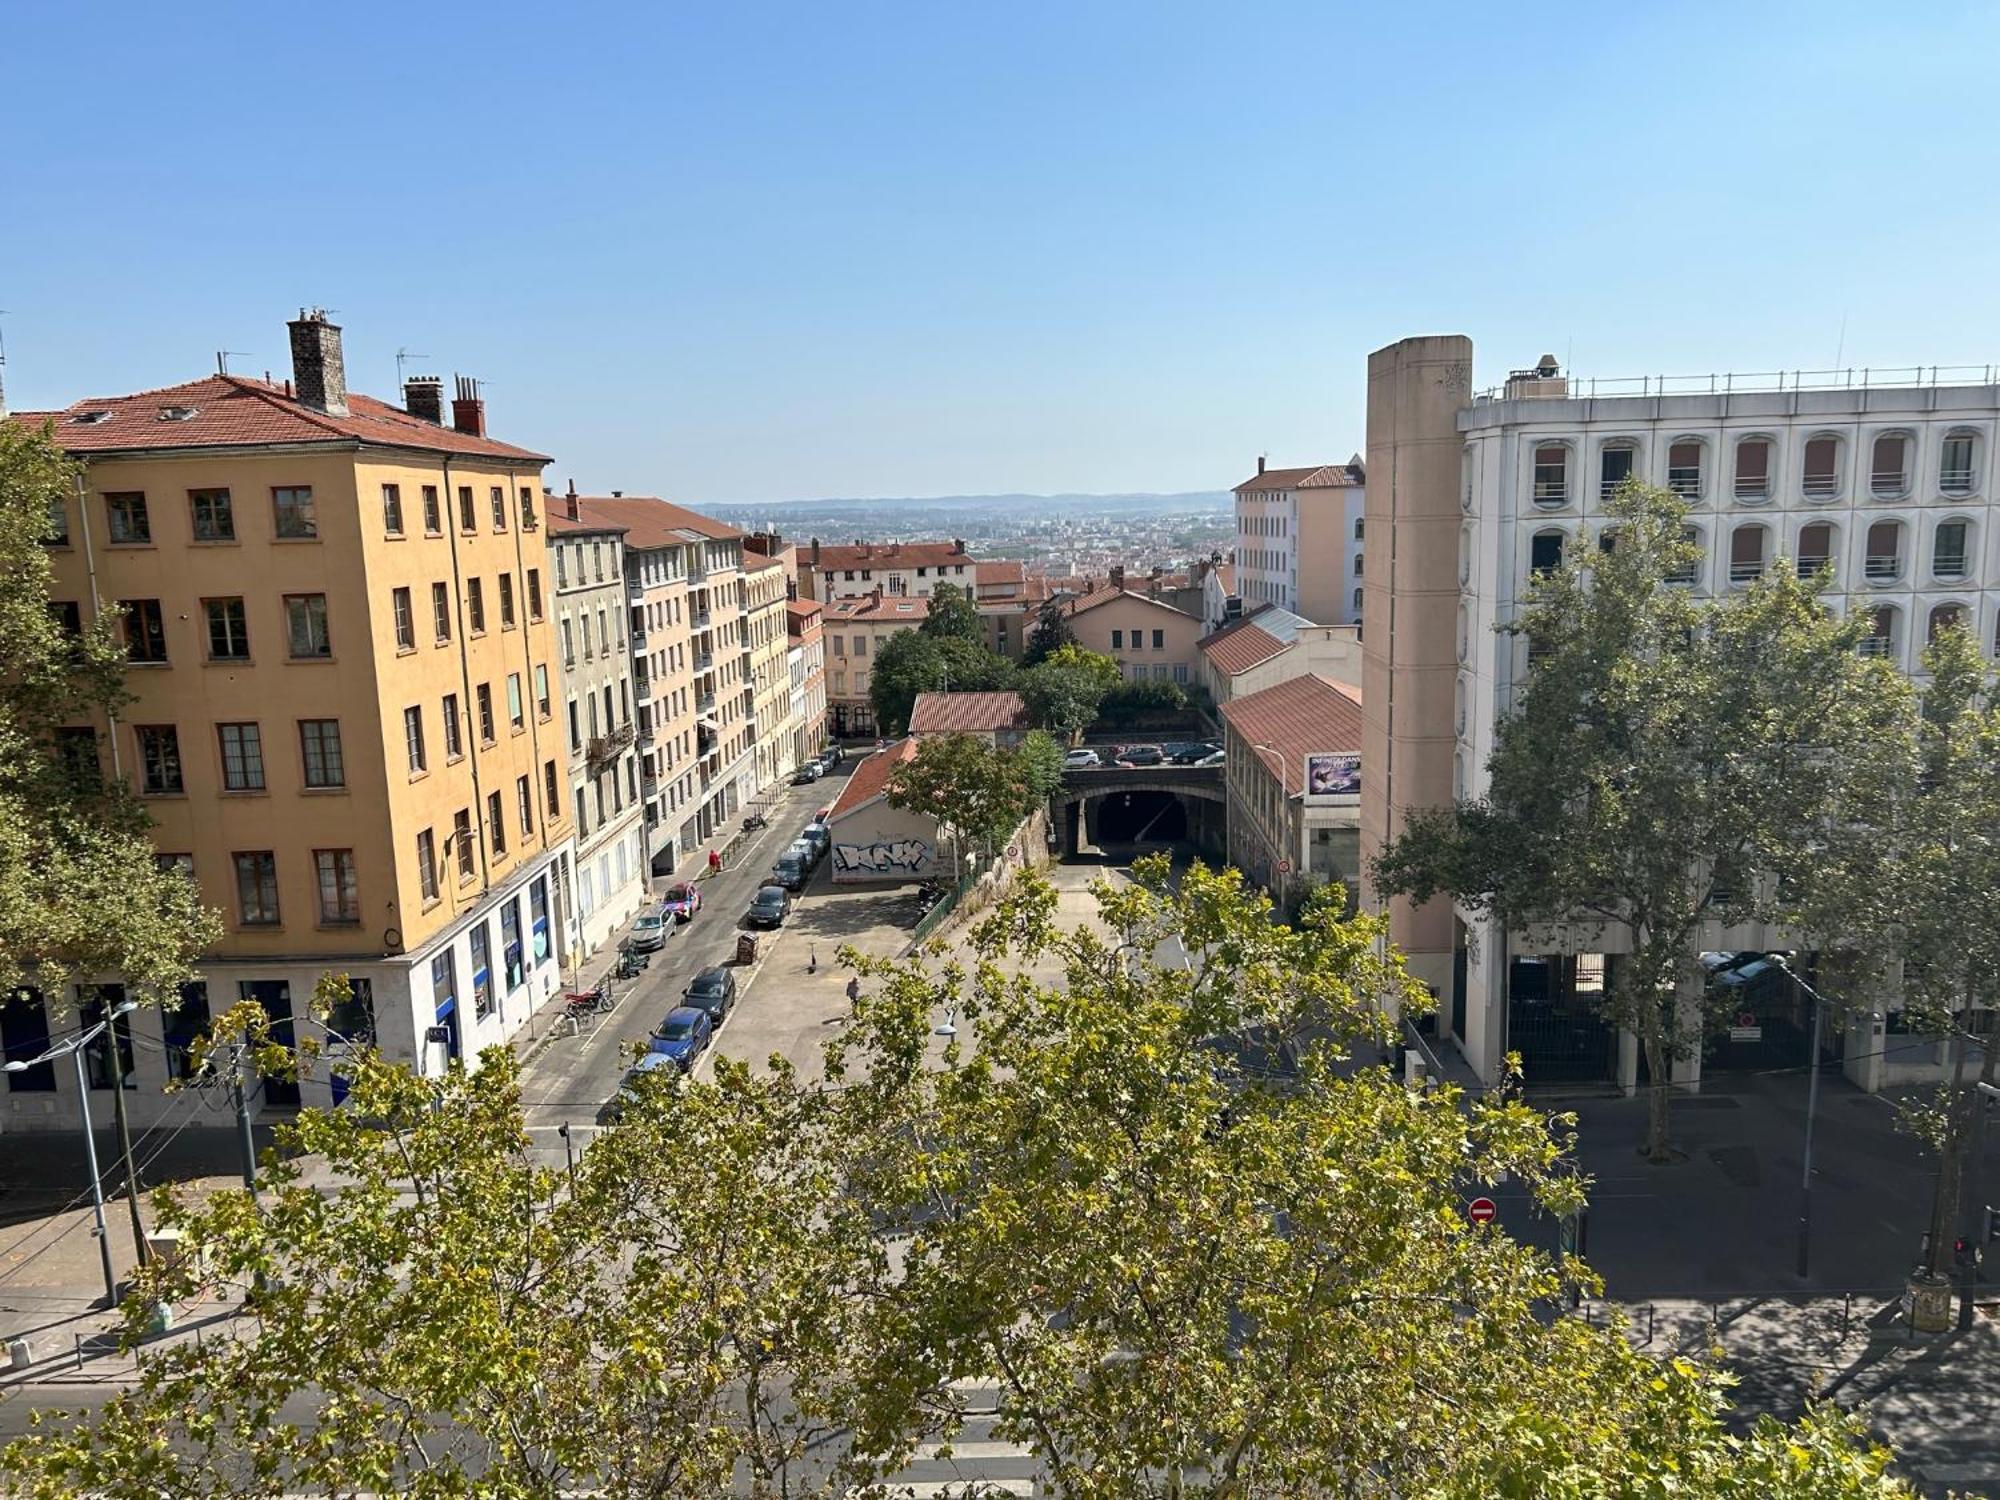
[1842, 1292, 1851, 1340]
[73, 1333, 83, 1371]
[1646, 1304, 1655, 1346]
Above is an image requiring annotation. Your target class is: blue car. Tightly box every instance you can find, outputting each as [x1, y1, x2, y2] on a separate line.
[649, 1006, 713, 1072]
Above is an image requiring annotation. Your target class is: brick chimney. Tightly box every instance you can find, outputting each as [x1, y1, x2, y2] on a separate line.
[565, 479, 579, 522]
[404, 376, 444, 424]
[953, 538, 966, 554]
[287, 309, 348, 416]
[1257, 454, 1266, 475]
[810, 538, 821, 565]
[451, 375, 486, 437]
[1110, 565, 1125, 591]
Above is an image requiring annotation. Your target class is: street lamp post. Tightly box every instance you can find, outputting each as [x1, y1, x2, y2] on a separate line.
[1768, 953, 1830, 1281]
[2, 1009, 135, 1306]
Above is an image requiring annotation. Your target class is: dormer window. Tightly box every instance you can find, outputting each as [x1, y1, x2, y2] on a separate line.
[157, 406, 198, 422]
[70, 410, 114, 425]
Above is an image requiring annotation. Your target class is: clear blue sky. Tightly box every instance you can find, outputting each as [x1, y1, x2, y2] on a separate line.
[6, 1, 1996, 503]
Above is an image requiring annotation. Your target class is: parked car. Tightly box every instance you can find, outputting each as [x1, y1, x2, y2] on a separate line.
[682, 966, 739, 1024]
[798, 822, 831, 863]
[648, 1006, 713, 1072]
[791, 761, 824, 784]
[602, 1051, 681, 1122]
[1064, 748, 1102, 769]
[661, 881, 702, 921]
[1169, 741, 1221, 765]
[820, 746, 844, 769]
[1115, 744, 1166, 767]
[770, 850, 811, 892]
[628, 902, 672, 952]
[745, 884, 793, 927]
[1192, 749, 1226, 767]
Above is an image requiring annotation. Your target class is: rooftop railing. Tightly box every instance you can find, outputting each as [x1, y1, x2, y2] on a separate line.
[1474, 364, 2000, 404]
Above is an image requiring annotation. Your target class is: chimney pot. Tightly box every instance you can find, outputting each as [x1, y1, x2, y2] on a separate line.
[1257, 455, 1266, 474]
[450, 374, 486, 437]
[404, 375, 444, 424]
[287, 310, 348, 416]
[954, 537, 966, 554]
[565, 479, 579, 521]
[810, 538, 821, 564]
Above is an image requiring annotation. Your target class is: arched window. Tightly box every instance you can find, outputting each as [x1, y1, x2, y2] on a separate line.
[1353, 517, 1365, 541]
[1353, 552, 1364, 576]
[1598, 525, 1621, 554]
[1802, 433, 1843, 500]
[1453, 751, 1466, 800]
[1530, 529, 1565, 575]
[1871, 431, 1912, 498]
[1462, 446, 1476, 512]
[1728, 524, 1768, 584]
[1532, 444, 1569, 507]
[1865, 520, 1905, 581]
[1457, 604, 1469, 664]
[1455, 677, 1467, 737]
[1598, 440, 1638, 501]
[1795, 521, 1836, 580]
[1933, 519, 1972, 580]
[1940, 429, 1980, 496]
[1734, 436, 1774, 501]
[1928, 603, 1967, 644]
[1861, 604, 1900, 659]
[1667, 439, 1704, 499]
[1351, 587, 1363, 613]
[1459, 525, 1474, 586]
[1665, 525, 1702, 585]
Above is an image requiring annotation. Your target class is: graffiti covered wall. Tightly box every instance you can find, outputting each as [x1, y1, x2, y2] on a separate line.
[826, 802, 943, 883]
[832, 837, 934, 876]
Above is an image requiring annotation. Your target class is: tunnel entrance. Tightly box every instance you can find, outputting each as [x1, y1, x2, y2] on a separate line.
[1092, 789, 1188, 847]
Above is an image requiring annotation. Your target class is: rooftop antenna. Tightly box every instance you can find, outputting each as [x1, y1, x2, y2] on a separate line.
[396, 347, 430, 387]
[216, 350, 251, 375]
[1833, 312, 1848, 371]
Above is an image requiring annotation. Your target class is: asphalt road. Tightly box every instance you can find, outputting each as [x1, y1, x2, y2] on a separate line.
[517, 769, 843, 1129]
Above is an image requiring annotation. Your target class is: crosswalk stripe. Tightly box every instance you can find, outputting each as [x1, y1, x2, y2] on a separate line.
[871, 1481, 1036, 1497]
[911, 1440, 1035, 1461]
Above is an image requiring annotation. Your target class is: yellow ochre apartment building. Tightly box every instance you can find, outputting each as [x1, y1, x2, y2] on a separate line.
[12, 312, 576, 1127]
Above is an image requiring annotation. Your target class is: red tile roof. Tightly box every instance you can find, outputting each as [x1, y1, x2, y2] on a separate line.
[828, 737, 919, 820]
[824, 592, 930, 624]
[745, 553, 785, 572]
[1063, 587, 1196, 620]
[785, 599, 823, 623]
[810, 540, 973, 572]
[1234, 462, 1363, 494]
[908, 691, 1029, 736]
[1219, 675, 1364, 793]
[1200, 621, 1288, 675]
[16, 374, 549, 463]
[546, 495, 741, 547]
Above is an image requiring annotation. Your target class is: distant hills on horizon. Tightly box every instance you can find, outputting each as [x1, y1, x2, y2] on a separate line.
[694, 490, 1231, 523]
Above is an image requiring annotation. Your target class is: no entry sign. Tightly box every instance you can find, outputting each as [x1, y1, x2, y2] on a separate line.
[1468, 1197, 1497, 1226]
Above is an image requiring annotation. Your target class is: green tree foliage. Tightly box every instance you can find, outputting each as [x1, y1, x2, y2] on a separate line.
[1018, 643, 1120, 742]
[916, 580, 982, 643]
[1020, 597, 1079, 666]
[868, 630, 1015, 736]
[887, 730, 1035, 863]
[1097, 675, 1189, 727]
[1880, 623, 2000, 1279]
[1, 864, 1916, 1496]
[1015, 727, 1067, 805]
[0, 423, 219, 1014]
[1374, 482, 1903, 1159]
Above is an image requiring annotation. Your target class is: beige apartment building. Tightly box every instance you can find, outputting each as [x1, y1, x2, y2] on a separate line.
[1220, 674, 1365, 916]
[743, 554, 796, 792]
[11, 314, 574, 1127]
[799, 538, 981, 602]
[785, 600, 828, 766]
[824, 590, 929, 737]
[552, 495, 764, 875]
[1198, 606, 1363, 707]
[543, 513, 647, 957]
[1060, 588, 1203, 689]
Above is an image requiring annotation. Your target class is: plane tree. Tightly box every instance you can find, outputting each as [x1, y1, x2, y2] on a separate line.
[1374, 482, 1902, 1160]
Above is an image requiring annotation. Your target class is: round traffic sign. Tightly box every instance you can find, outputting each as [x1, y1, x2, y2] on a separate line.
[1277, 858, 1293, 874]
[1468, 1197, 1497, 1225]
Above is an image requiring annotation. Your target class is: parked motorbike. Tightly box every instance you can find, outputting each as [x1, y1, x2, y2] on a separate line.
[742, 811, 768, 831]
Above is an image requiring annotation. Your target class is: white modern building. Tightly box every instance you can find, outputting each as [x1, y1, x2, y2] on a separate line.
[1366, 335, 2000, 1093]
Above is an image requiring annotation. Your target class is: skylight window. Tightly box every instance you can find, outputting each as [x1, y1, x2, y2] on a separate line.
[70, 410, 114, 425]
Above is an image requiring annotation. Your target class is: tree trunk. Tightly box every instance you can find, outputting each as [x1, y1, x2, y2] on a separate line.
[1641, 1024, 1674, 1161]
[1923, 1029, 1970, 1278]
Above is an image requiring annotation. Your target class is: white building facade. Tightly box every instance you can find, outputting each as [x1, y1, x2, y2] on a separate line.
[1436, 356, 2000, 1091]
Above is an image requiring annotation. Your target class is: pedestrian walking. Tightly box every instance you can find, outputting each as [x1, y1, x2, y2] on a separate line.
[708, 848, 723, 877]
[846, 975, 861, 1006]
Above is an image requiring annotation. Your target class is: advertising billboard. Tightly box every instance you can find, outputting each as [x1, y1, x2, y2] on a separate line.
[1304, 751, 1361, 802]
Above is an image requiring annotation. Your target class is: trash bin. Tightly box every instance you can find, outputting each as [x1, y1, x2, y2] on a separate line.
[735, 934, 759, 965]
